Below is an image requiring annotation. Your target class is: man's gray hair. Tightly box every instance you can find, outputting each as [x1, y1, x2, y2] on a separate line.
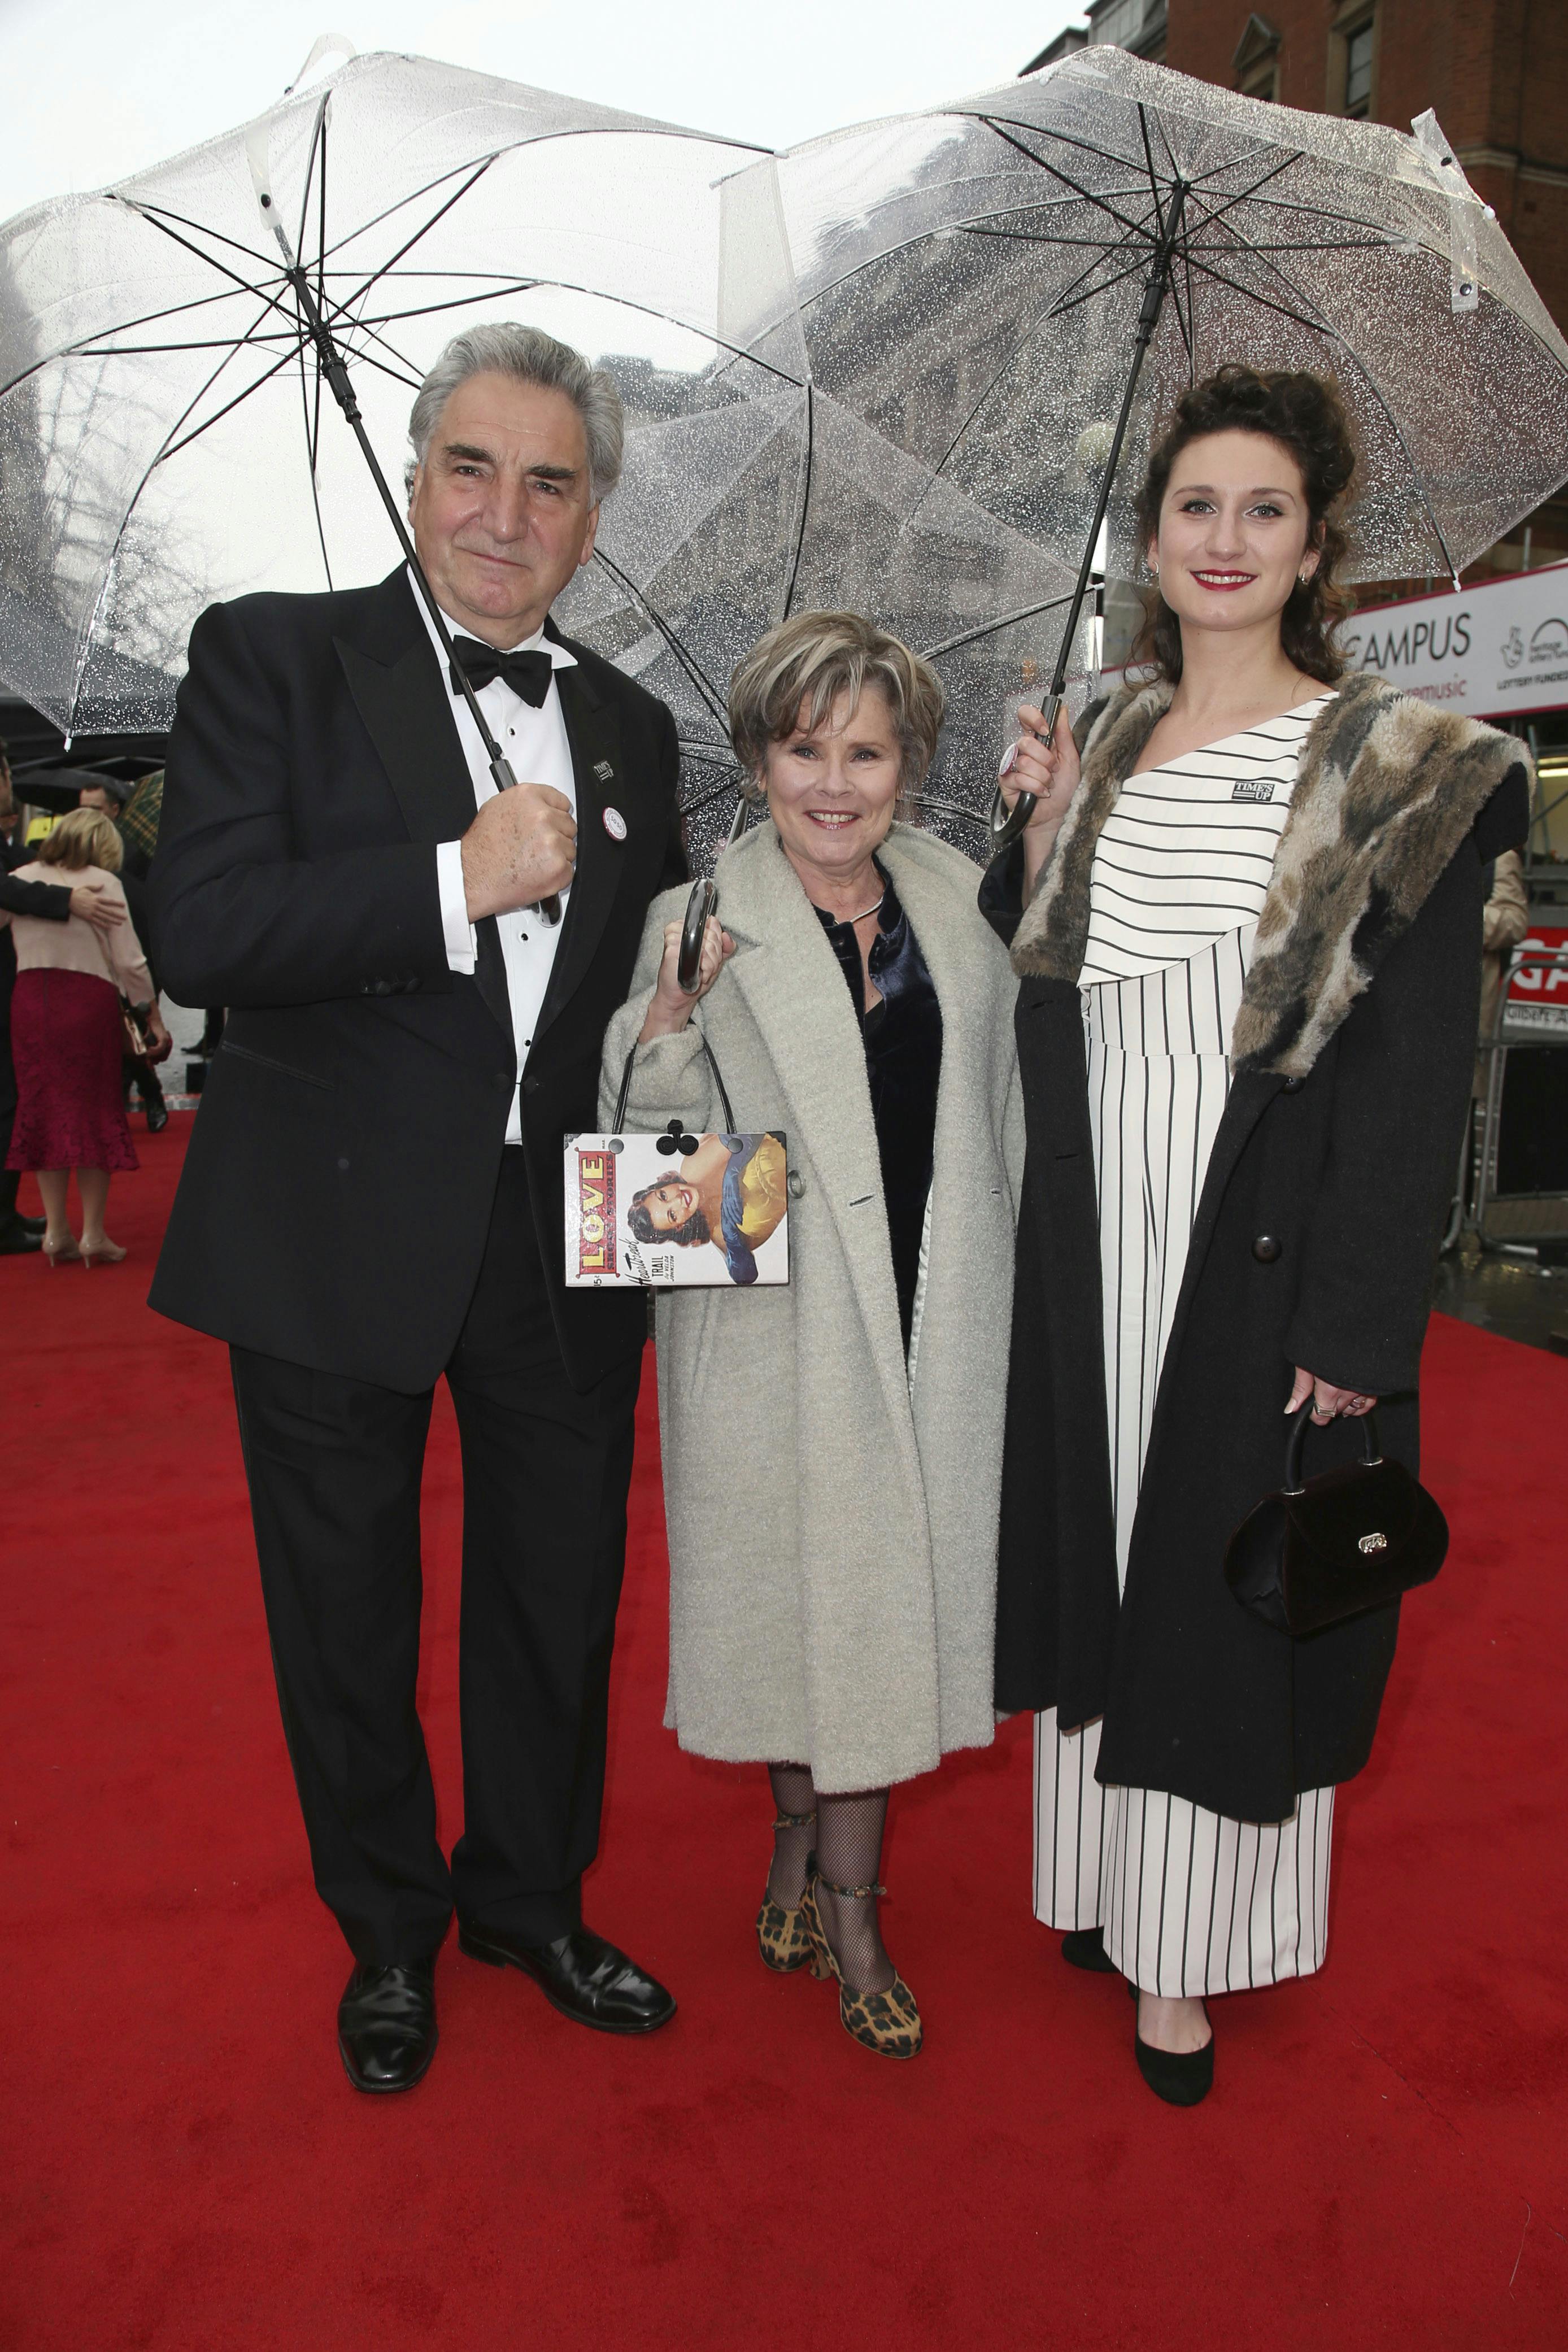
[407, 323, 624, 502]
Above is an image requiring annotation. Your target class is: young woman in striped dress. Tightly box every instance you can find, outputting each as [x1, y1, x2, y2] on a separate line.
[985, 367, 1530, 2106]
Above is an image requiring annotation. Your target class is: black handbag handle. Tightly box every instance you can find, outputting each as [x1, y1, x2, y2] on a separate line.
[612, 1028, 737, 1136]
[1282, 1399, 1383, 1496]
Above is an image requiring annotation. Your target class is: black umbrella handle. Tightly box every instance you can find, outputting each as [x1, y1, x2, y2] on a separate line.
[259, 192, 561, 926]
[990, 167, 1191, 857]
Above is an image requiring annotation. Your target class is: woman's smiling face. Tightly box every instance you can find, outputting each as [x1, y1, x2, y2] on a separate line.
[762, 685, 903, 891]
[643, 1179, 698, 1232]
[1151, 429, 1317, 642]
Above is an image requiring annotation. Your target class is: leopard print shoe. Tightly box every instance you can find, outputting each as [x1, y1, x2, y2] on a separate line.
[756, 1811, 816, 1972]
[800, 1874, 924, 2060]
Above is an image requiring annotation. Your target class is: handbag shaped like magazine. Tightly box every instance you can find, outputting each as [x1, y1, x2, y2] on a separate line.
[1223, 1403, 1448, 1638]
[564, 1033, 789, 1291]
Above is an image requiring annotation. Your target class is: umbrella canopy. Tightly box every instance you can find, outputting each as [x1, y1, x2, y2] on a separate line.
[0, 51, 774, 742]
[733, 45, 1568, 630]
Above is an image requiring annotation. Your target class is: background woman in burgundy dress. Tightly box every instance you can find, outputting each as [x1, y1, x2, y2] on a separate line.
[2, 807, 169, 1266]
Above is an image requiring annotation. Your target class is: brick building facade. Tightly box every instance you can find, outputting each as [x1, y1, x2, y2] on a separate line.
[1028, 2, 1568, 581]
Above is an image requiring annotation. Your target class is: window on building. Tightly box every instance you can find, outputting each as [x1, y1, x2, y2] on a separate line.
[1234, 12, 1281, 101]
[1344, 20, 1374, 114]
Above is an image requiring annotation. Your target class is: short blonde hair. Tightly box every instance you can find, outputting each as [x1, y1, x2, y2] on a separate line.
[37, 807, 122, 872]
[728, 611, 944, 799]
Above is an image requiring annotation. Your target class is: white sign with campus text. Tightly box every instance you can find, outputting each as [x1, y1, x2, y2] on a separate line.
[1337, 563, 1568, 720]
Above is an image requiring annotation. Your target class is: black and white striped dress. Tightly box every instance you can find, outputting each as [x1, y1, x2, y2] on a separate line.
[1035, 694, 1338, 1995]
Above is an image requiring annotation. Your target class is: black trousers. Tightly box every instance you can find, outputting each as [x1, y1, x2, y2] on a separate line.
[230, 1149, 642, 1965]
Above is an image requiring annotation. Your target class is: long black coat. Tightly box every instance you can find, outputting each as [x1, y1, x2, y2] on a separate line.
[986, 674, 1530, 1822]
[148, 567, 685, 1395]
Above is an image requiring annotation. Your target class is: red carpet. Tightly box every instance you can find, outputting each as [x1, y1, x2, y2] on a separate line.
[3, 1118, 1566, 2350]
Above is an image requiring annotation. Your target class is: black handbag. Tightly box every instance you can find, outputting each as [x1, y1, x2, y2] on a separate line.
[1223, 1403, 1448, 1638]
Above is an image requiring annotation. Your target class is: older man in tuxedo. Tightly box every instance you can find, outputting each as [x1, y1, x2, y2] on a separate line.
[150, 324, 686, 2092]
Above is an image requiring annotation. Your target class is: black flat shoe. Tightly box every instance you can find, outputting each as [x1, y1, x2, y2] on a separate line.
[0, 1221, 42, 1255]
[1061, 1927, 1117, 1974]
[1133, 1999, 1214, 2107]
[337, 1959, 438, 2094]
[145, 1100, 169, 1134]
[459, 1919, 676, 2036]
[18, 1213, 46, 1236]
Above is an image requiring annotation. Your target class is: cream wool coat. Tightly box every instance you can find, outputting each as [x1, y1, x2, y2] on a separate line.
[600, 818, 1024, 1791]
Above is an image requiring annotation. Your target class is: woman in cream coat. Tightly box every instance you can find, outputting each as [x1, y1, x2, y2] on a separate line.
[602, 611, 1021, 2059]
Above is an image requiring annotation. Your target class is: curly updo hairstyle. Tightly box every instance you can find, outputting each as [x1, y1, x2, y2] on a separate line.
[1134, 365, 1357, 687]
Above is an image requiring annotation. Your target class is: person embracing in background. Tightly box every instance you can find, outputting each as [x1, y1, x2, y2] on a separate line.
[2, 805, 168, 1265]
[149, 323, 687, 2094]
[985, 366, 1530, 2107]
[603, 611, 1022, 2060]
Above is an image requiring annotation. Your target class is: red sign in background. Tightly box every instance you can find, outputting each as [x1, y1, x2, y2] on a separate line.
[1507, 925, 1568, 1031]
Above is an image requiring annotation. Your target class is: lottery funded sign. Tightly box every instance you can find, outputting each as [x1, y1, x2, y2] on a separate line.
[1338, 562, 1568, 720]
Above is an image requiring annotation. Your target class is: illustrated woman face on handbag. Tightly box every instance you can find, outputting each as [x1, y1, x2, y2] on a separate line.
[628, 1133, 788, 1286]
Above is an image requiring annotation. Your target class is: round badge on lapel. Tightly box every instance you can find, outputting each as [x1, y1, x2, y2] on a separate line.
[602, 806, 628, 842]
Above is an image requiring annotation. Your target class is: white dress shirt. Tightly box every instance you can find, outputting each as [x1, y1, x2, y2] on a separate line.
[419, 576, 578, 1145]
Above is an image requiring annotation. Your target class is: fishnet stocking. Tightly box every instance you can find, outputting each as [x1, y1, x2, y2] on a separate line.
[766, 1763, 816, 1907]
[814, 1788, 894, 1994]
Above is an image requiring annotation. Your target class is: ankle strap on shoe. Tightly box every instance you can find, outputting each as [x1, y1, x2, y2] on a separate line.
[772, 1810, 817, 1832]
[813, 1873, 886, 1901]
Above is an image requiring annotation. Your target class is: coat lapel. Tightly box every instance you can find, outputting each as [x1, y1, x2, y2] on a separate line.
[334, 569, 511, 1042]
[530, 646, 626, 1047]
[718, 827, 911, 1421]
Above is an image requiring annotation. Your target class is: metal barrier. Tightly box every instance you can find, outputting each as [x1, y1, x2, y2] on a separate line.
[1456, 943, 1568, 1252]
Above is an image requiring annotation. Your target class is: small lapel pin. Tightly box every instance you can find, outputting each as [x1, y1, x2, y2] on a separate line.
[593, 760, 615, 782]
[602, 806, 628, 842]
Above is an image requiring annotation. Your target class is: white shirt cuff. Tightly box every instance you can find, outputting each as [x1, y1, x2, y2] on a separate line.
[435, 839, 477, 973]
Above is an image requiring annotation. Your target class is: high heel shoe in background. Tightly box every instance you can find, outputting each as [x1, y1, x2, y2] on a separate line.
[81, 1240, 127, 1269]
[42, 1236, 81, 1269]
[800, 1871, 922, 2059]
[756, 1809, 816, 1972]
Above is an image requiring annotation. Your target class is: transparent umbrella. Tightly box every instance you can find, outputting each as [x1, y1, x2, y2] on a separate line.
[726, 44, 1568, 842]
[0, 48, 776, 779]
[0, 47, 1083, 874]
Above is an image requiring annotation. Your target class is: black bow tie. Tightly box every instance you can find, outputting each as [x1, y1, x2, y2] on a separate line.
[448, 636, 555, 707]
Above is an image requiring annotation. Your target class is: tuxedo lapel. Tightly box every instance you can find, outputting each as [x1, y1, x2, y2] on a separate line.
[334, 570, 511, 1043]
[532, 654, 627, 1047]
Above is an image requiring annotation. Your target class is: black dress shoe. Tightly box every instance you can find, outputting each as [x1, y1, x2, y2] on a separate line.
[0, 1220, 42, 1255]
[459, 1919, 676, 2035]
[1133, 1998, 1214, 2107]
[18, 1212, 45, 1235]
[1061, 1927, 1117, 1973]
[337, 1959, 438, 2094]
[145, 1099, 169, 1134]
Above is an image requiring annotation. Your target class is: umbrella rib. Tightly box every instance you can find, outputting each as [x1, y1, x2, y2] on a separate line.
[116, 203, 302, 338]
[974, 118, 1153, 241]
[679, 773, 746, 822]
[330, 160, 496, 319]
[920, 591, 1074, 663]
[119, 197, 286, 281]
[975, 111, 1153, 189]
[308, 124, 772, 279]
[59, 321, 293, 725]
[156, 346, 302, 465]
[588, 549, 729, 723]
[1046, 246, 1165, 320]
[1210, 187, 1405, 236]
[904, 241, 1157, 519]
[1186, 149, 1302, 233]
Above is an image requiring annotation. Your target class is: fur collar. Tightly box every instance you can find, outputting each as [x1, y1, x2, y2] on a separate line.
[1010, 671, 1531, 1078]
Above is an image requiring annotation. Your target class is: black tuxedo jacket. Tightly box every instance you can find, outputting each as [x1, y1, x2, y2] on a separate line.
[148, 568, 686, 1392]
